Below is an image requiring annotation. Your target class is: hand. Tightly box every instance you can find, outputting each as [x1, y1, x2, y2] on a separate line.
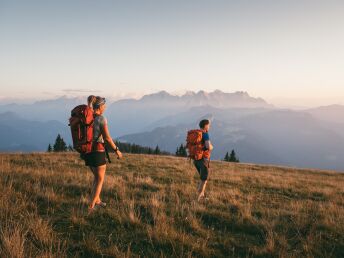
[115, 150, 123, 159]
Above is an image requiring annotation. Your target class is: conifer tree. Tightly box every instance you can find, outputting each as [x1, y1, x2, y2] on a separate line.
[224, 150, 240, 162]
[154, 145, 161, 155]
[180, 144, 187, 157]
[176, 144, 187, 157]
[224, 151, 229, 161]
[53, 134, 67, 152]
[229, 149, 239, 162]
[68, 144, 74, 152]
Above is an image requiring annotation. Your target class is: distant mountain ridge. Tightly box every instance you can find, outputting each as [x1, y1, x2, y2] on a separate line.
[119, 108, 344, 171]
[305, 105, 344, 124]
[0, 111, 69, 151]
[1, 91, 343, 171]
[0, 90, 273, 149]
[0, 90, 272, 135]
[107, 90, 272, 136]
[0, 96, 84, 123]
[127, 90, 271, 108]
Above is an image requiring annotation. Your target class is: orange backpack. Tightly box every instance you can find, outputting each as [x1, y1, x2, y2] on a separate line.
[186, 129, 204, 160]
[69, 105, 95, 154]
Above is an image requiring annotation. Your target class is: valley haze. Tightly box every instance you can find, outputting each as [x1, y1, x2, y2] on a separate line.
[0, 90, 343, 172]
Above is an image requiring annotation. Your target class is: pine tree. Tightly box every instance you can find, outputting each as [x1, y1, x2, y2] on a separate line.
[176, 144, 187, 157]
[47, 144, 52, 152]
[154, 145, 161, 155]
[115, 141, 171, 155]
[53, 134, 67, 152]
[224, 151, 229, 161]
[68, 144, 74, 152]
[229, 149, 239, 162]
[180, 144, 187, 157]
[176, 144, 188, 157]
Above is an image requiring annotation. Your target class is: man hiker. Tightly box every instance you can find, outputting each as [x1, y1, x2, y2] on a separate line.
[186, 119, 214, 201]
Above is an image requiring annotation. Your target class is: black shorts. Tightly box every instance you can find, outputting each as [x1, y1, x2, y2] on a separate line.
[83, 151, 106, 167]
[194, 159, 210, 181]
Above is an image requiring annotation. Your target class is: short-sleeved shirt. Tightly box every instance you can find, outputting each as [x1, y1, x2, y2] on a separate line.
[202, 132, 210, 143]
[202, 132, 211, 160]
[93, 115, 107, 143]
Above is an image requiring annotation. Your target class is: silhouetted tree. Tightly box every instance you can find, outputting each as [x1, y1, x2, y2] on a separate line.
[47, 144, 52, 152]
[224, 151, 230, 161]
[109, 141, 170, 155]
[176, 144, 187, 157]
[181, 144, 187, 157]
[229, 149, 239, 162]
[147, 147, 153, 154]
[53, 134, 67, 152]
[68, 144, 74, 152]
[224, 150, 239, 162]
[154, 145, 161, 155]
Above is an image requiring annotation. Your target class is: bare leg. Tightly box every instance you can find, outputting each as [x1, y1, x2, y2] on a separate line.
[196, 159, 209, 201]
[197, 182, 202, 192]
[198, 180, 208, 201]
[89, 166, 101, 204]
[89, 164, 106, 209]
[90, 166, 97, 197]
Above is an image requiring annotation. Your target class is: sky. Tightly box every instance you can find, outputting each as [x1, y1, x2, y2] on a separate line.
[0, 0, 343, 107]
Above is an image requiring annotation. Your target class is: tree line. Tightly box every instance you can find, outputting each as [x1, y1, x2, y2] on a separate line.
[48, 135, 170, 155]
[47, 134, 73, 152]
[48, 135, 240, 162]
[109, 141, 170, 155]
[175, 143, 239, 162]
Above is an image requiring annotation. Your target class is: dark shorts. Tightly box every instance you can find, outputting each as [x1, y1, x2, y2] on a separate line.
[83, 151, 106, 167]
[194, 159, 210, 181]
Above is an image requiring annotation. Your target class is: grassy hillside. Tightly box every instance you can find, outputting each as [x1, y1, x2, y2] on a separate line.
[0, 153, 343, 258]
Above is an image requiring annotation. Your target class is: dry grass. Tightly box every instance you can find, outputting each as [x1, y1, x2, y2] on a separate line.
[0, 153, 343, 257]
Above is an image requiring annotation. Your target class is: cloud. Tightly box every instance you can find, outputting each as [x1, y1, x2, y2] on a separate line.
[42, 91, 59, 96]
[62, 89, 101, 93]
[109, 91, 144, 101]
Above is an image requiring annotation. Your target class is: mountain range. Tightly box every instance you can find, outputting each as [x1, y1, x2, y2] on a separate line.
[0, 90, 343, 171]
[119, 106, 344, 171]
[0, 112, 70, 151]
[0, 90, 272, 136]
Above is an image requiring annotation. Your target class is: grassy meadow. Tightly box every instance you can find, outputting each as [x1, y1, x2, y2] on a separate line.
[0, 153, 343, 258]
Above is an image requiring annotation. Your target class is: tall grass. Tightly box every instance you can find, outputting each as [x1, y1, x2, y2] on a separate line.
[0, 153, 343, 257]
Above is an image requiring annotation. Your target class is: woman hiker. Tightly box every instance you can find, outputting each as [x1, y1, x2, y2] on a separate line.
[84, 95, 123, 213]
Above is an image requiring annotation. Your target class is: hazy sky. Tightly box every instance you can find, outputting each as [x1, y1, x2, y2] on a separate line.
[1, 0, 343, 107]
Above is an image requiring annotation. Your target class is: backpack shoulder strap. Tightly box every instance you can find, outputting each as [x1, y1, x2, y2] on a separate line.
[94, 133, 102, 142]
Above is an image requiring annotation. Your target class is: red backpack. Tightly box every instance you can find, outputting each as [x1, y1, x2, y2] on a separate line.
[69, 105, 94, 154]
[186, 129, 204, 160]
[186, 129, 211, 160]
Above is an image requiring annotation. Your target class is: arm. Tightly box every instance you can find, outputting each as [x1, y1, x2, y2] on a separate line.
[205, 140, 214, 151]
[101, 121, 123, 159]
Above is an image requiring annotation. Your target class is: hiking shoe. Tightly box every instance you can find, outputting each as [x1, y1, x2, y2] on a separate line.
[96, 201, 107, 208]
[198, 193, 209, 202]
[87, 205, 98, 215]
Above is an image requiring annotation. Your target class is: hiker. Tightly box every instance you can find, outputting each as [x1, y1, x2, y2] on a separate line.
[186, 119, 213, 201]
[85, 96, 123, 212]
